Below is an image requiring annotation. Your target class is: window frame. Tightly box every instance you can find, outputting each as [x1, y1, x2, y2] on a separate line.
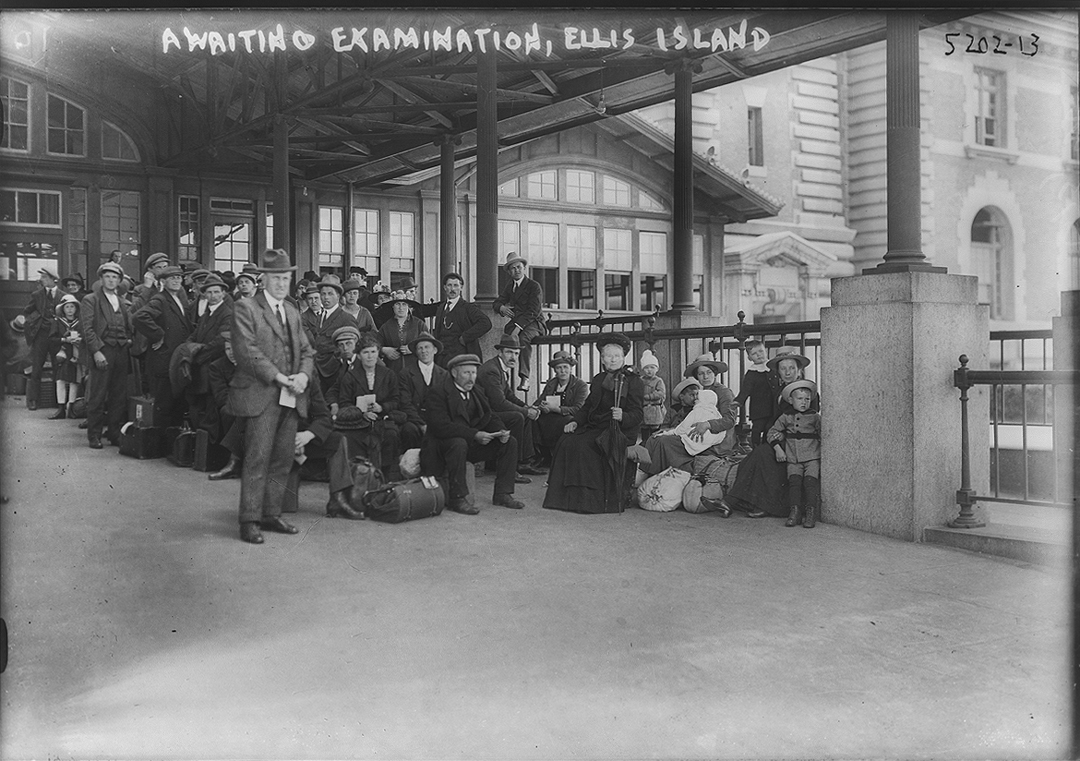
[747, 106, 765, 167]
[565, 169, 595, 204]
[0, 188, 63, 228]
[1, 76, 31, 153]
[101, 120, 140, 162]
[974, 67, 1005, 149]
[318, 205, 345, 268]
[46, 93, 86, 157]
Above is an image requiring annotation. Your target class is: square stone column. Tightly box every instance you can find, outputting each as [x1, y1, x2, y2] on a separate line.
[1052, 291, 1078, 506]
[820, 272, 989, 541]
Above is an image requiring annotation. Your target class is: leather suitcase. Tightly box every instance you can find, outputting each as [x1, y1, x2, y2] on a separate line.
[361, 477, 445, 523]
[192, 428, 230, 472]
[167, 428, 197, 467]
[128, 395, 156, 428]
[119, 423, 167, 460]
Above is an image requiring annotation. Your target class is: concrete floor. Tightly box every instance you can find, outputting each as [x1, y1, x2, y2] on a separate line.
[0, 397, 1070, 760]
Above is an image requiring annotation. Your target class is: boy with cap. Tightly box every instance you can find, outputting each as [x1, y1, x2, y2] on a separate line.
[767, 380, 822, 528]
[81, 262, 135, 448]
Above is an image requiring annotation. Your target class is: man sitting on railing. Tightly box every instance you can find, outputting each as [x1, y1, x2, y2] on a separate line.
[493, 252, 546, 393]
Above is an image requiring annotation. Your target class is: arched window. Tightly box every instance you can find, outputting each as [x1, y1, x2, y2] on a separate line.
[1069, 218, 1080, 291]
[101, 121, 139, 161]
[971, 206, 1013, 320]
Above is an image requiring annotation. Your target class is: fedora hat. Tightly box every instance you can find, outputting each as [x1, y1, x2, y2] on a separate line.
[495, 333, 522, 351]
[671, 377, 701, 400]
[199, 274, 228, 292]
[767, 350, 811, 372]
[9, 314, 26, 333]
[304, 286, 322, 298]
[257, 248, 297, 273]
[144, 252, 169, 270]
[97, 262, 124, 278]
[333, 405, 371, 431]
[548, 350, 577, 369]
[318, 274, 344, 295]
[332, 325, 361, 344]
[408, 331, 443, 355]
[342, 278, 362, 294]
[684, 353, 728, 378]
[781, 379, 818, 405]
[394, 276, 418, 291]
[503, 251, 528, 269]
[595, 332, 632, 354]
[446, 353, 481, 371]
[53, 293, 80, 317]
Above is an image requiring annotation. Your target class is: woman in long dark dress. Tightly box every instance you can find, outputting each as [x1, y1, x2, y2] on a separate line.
[376, 291, 425, 374]
[722, 349, 816, 518]
[543, 334, 644, 514]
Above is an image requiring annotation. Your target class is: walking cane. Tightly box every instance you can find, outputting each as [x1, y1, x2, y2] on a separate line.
[612, 369, 627, 512]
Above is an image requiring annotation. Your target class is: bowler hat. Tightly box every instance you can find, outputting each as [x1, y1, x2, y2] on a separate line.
[767, 350, 811, 372]
[158, 265, 184, 279]
[97, 262, 124, 278]
[671, 377, 702, 400]
[332, 325, 361, 344]
[503, 251, 528, 269]
[258, 249, 297, 273]
[145, 252, 169, 270]
[333, 405, 371, 431]
[54, 293, 80, 317]
[408, 331, 443, 355]
[199, 274, 228, 292]
[318, 274, 344, 295]
[446, 353, 481, 371]
[684, 353, 728, 378]
[548, 350, 577, 369]
[495, 333, 522, 351]
[595, 333, 632, 354]
[780, 379, 818, 405]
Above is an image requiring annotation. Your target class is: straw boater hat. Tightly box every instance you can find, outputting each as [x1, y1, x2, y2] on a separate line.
[407, 331, 443, 355]
[199, 274, 228, 292]
[54, 293, 80, 317]
[332, 325, 361, 344]
[767, 348, 811, 372]
[548, 350, 576, 369]
[671, 377, 702, 400]
[595, 332, 632, 354]
[97, 262, 124, 278]
[145, 252, 169, 270]
[780, 379, 818, 406]
[446, 353, 481, 371]
[257, 248, 297, 273]
[318, 274, 344, 295]
[495, 333, 522, 351]
[684, 352, 728, 378]
[503, 251, 528, 269]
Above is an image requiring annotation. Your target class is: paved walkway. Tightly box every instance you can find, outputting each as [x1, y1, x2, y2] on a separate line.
[0, 398, 1070, 759]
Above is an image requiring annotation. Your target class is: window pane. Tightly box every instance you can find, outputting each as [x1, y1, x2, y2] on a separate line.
[566, 170, 595, 204]
[498, 178, 518, 197]
[0, 191, 15, 222]
[1, 77, 30, 151]
[527, 171, 556, 200]
[603, 228, 632, 271]
[640, 231, 667, 273]
[39, 193, 59, 225]
[605, 273, 630, 311]
[568, 270, 596, 310]
[498, 219, 520, 258]
[748, 107, 764, 166]
[602, 176, 630, 206]
[531, 267, 558, 308]
[528, 222, 559, 267]
[567, 225, 596, 269]
[389, 211, 414, 260]
[16, 193, 37, 223]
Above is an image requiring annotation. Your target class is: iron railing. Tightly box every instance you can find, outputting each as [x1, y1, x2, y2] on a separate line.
[951, 354, 1077, 526]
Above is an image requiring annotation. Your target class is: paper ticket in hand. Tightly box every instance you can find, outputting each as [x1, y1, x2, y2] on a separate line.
[546, 395, 561, 408]
[355, 394, 376, 411]
[279, 385, 297, 408]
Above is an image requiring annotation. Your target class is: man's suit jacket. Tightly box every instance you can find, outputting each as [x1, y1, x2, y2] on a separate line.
[309, 307, 359, 379]
[133, 290, 193, 377]
[189, 300, 233, 367]
[398, 358, 449, 426]
[80, 285, 133, 354]
[477, 357, 527, 414]
[424, 376, 505, 442]
[227, 291, 315, 418]
[330, 361, 400, 416]
[492, 277, 545, 331]
[430, 298, 492, 360]
[187, 291, 234, 324]
[23, 286, 59, 343]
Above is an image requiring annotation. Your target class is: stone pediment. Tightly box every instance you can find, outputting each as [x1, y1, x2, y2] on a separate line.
[725, 231, 838, 275]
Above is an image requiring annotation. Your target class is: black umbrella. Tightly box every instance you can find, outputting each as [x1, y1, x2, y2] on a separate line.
[595, 369, 629, 512]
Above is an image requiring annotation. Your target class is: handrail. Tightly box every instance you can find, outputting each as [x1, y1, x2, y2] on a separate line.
[988, 329, 1053, 341]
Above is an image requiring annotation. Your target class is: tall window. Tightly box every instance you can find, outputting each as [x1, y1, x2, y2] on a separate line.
[101, 121, 138, 161]
[389, 211, 415, 284]
[1, 77, 30, 151]
[318, 206, 344, 269]
[69, 188, 87, 258]
[265, 202, 274, 251]
[353, 208, 379, 277]
[640, 231, 668, 312]
[178, 196, 200, 261]
[0, 189, 61, 226]
[971, 206, 1012, 320]
[47, 94, 85, 156]
[693, 234, 705, 310]
[566, 170, 595, 204]
[747, 106, 764, 167]
[604, 228, 632, 311]
[527, 170, 557, 200]
[498, 219, 520, 259]
[567, 225, 596, 310]
[975, 68, 1005, 148]
[100, 190, 140, 257]
[528, 221, 559, 306]
[603, 176, 630, 207]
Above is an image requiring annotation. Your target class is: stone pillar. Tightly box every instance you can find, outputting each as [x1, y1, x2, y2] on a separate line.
[820, 273, 989, 541]
[474, 49, 498, 304]
[272, 114, 291, 255]
[145, 170, 174, 263]
[439, 135, 460, 278]
[1052, 291, 1078, 508]
[865, 13, 944, 275]
[669, 59, 701, 310]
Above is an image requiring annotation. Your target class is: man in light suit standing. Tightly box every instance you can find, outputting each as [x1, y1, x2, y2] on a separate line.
[228, 249, 315, 545]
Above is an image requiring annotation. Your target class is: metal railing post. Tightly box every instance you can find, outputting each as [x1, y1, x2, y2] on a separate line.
[950, 354, 986, 528]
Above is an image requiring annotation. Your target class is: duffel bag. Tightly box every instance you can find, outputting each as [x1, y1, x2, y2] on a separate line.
[682, 476, 727, 513]
[345, 456, 385, 514]
[361, 476, 445, 523]
[637, 467, 691, 512]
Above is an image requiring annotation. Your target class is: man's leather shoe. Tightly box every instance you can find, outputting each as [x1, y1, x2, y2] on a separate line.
[518, 463, 546, 476]
[517, 377, 530, 392]
[240, 523, 264, 544]
[27, 400, 37, 411]
[493, 493, 525, 510]
[48, 407, 66, 420]
[78, 420, 89, 429]
[88, 436, 103, 450]
[207, 457, 241, 481]
[326, 489, 364, 519]
[514, 473, 532, 485]
[448, 497, 480, 515]
[259, 516, 299, 534]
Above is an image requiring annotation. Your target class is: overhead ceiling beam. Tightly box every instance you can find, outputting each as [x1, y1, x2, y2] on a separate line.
[377, 79, 455, 129]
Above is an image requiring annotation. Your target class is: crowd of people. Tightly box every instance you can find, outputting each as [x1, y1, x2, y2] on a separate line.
[11, 248, 822, 543]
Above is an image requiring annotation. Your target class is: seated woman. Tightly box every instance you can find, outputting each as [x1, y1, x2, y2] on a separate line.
[376, 290, 425, 374]
[542, 334, 644, 514]
[330, 333, 404, 481]
[531, 350, 589, 467]
[721, 348, 814, 519]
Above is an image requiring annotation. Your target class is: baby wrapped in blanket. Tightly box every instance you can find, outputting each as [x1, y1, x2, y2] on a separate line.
[671, 389, 727, 456]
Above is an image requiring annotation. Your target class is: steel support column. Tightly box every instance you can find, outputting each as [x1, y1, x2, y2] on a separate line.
[669, 60, 700, 311]
[272, 114, 291, 255]
[438, 135, 460, 277]
[866, 12, 945, 274]
[474, 49, 499, 303]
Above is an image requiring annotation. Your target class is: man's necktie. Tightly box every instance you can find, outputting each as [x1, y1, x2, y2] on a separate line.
[277, 304, 286, 328]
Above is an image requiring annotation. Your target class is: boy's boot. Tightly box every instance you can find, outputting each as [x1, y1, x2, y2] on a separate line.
[803, 475, 820, 528]
[785, 475, 803, 527]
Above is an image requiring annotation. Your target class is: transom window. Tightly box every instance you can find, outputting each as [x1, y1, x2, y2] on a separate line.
[566, 170, 595, 204]
[975, 68, 1005, 148]
[527, 171, 557, 200]
[46, 94, 85, 156]
[638, 190, 665, 212]
[498, 178, 519, 197]
[603, 176, 630, 207]
[1, 77, 30, 151]
[102, 121, 138, 161]
[0, 189, 61, 226]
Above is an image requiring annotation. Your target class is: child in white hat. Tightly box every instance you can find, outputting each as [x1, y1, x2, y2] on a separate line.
[767, 380, 821, 528]
[638, 348, 666, 444]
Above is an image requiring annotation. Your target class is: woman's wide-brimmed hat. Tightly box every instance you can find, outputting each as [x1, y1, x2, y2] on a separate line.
[548, 350, 577, 368]
[671, 377, 701, 400]
[60, 274, 83, 288]
[54, 293, 80, 317]
[97, 262, 124, 278]
[408, 331, 443, 355]
[386, 290, 419, 309]
[257, 248, 297, 273]
[767, 349, 811, 371]
[684, 353, 728, 378]
[595, 332, 631, 354]
[333, 405, 371, 430]
[317, 274, 344, 295]
[503, 251, 528, 269]
[781, 379, 818, 405]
